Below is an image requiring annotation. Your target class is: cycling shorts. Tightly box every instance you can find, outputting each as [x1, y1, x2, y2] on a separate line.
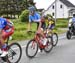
[2, 26, 14, 40]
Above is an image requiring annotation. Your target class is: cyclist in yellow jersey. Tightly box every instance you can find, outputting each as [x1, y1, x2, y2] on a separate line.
[47, 17, 55, 34]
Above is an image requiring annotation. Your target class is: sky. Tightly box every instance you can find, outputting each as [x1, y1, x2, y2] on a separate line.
[34, 0, 75, 10]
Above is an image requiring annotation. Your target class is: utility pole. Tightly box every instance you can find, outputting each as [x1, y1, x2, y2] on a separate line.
[55, 0, 57, 25]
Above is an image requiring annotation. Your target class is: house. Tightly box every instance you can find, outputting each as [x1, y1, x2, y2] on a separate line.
[43, 0, 75, 18]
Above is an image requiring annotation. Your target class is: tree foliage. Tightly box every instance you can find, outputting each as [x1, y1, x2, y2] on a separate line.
[0, 0, 35, 18]
[19, 10, 29, 22]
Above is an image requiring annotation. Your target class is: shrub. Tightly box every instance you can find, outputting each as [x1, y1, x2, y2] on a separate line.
[19, 10, 29, 22]
[46, 14, 53, 18]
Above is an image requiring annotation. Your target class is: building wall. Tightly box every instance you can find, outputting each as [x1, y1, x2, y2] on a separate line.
[68, 7, 75, 17]
[44, 0, 69, 18]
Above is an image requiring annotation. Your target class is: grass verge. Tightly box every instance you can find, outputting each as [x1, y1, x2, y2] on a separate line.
[10, 19, 68, 41]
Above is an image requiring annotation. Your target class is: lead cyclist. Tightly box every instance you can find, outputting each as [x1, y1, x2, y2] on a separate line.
[0, 17, 14, 57]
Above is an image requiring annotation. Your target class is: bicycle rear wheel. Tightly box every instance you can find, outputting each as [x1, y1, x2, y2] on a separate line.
[44, 37, 53, 53]
[26, 39, 38, 58]
[7, 43, 22, 63]
[52, 33, 58, 46]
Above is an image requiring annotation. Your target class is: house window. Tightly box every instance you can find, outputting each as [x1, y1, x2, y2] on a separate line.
[52, 12, 54, 16]
[60, 5, 62, 8]
[52, 5, 54, 9]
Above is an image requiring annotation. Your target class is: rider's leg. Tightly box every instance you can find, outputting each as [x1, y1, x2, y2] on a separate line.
[0, 30, 8, 57]
[39, 28, 47, 45]
[37, 22, 39, 30]
[0, 31, 4, 54]
[0, 29, 8, 57]
[48, 25, 54, 36]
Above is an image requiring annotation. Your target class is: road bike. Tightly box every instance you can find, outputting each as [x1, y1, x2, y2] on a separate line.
[0, 36, 22, 63]
[26, 31, 53, 58]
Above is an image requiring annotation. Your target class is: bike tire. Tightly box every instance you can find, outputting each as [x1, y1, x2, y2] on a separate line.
[52, 33, 58, 46]
[26, 39, 38, 58]
[66, 31, 71, 39]
[7, 43, 22, 63]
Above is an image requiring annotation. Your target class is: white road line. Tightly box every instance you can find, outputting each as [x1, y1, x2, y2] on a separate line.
[58, 36, 66, 40]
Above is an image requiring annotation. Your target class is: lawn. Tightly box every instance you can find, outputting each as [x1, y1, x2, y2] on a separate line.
[10, 19, 68, 41]
[56, 18, 68, 28]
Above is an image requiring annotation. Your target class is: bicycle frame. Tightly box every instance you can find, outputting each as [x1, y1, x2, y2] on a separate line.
[33, 33, 46, 49]
[0, 37, 16, 62]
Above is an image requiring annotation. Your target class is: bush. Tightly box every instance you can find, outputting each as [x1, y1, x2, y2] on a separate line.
[46, 14, 53, 19]
[19, 10, 29, 22]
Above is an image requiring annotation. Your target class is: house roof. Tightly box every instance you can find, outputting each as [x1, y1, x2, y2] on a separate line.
[43, 0, 75, 15]
[60, 0, 75, 7]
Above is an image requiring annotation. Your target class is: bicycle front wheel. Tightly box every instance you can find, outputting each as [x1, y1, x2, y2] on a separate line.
[26, 39, 38, 58]
[52, 33, 58, 46]
[7, 43, 22, 63]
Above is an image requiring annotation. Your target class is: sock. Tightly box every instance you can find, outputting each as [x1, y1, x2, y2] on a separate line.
[1, 44, 7, 51]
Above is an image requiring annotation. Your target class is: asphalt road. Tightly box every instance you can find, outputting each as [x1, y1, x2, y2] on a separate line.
[18, 33, 75, 63]
[1, 33, 75, 63]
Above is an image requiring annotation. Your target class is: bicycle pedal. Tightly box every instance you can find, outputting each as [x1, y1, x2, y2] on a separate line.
[0, 54, 1, 55]
[1, 56, 7, 62]
[40, 49, 43, 52]
[40, 50, 43, 52]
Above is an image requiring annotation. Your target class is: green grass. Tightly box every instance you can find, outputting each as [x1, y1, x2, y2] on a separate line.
[10, 19, 68, 41]
[56, 19, 68, 28]
[11, 19, 37, 41]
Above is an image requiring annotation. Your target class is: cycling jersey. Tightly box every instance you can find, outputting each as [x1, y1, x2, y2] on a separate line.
[0, 17, 14, 40]
[29, 12, 41, 22]
[48, 20, 55, 29]
[0, 17, 7, 29]
[4, 19, 13, 30]
[72, 17, 75, 23]
[48, 21, 54, 25]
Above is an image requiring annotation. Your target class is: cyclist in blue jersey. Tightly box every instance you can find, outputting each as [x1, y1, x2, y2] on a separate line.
[72, 14, 75, 31]
[72, 14, 75, 23]
[28, 6, 47, 45]
[0, 17, 14, 57]
[28, 6, 41, 31]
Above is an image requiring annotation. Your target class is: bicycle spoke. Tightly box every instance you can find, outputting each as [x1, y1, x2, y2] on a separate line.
[8, 43, 22, 63]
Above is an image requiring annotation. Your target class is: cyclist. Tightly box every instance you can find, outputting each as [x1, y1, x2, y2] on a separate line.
[47, 17, 55, 35]
[68, 14, 75, 31]
[72, 14, 75, 23]
[28, 6, 47, 45]
[0, 17, 14, 57]
[72, 14, 75, 30]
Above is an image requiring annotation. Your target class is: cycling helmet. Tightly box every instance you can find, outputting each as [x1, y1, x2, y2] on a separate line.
[28, 6, 35, 12]
[48, 17, 52, 20]
[73, 14, 75, 17]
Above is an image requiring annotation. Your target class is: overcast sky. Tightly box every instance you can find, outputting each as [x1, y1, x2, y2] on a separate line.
[34, 0, 75, 10]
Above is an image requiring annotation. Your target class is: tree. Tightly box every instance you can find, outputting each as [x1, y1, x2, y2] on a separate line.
[0, 0, 36, 18]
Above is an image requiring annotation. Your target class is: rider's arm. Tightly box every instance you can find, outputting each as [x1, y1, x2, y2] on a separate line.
[38, 21, 42, 30]
[6, 19, 13, 27]
[34, 13, 41, 30]
[28, 15, 32, 31]
[33, 19, 41, 22]
[36, 14, 42, 31]
[28, 22, 31, 31]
